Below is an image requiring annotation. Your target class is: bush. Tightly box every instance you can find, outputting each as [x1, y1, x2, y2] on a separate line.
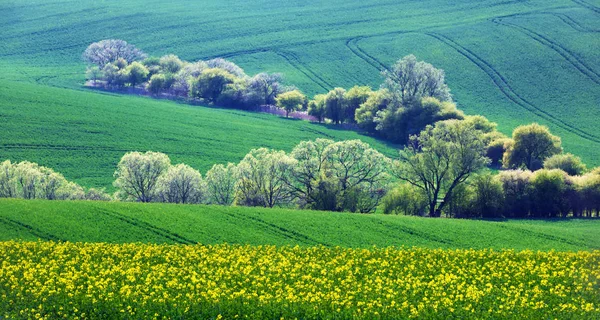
[379, 184, 427, 216]
[529, 169, 569, 218]
[497, 170, 532, 218]
[470, 174, 505, 218]
[544, 153, 587, 176]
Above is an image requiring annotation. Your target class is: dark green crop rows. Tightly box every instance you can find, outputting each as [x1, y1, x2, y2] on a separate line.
[0, 199, 598, 251]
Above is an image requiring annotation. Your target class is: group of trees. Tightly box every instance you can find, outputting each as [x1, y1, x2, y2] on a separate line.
[2, 120, 599, 219]
[84, 39, 297, 111]
[306, 55, 462, 145]
[0, 160, 109, 201]
[77, 40, 600, 218]
[382, 121, 599, 218]
[113, 140, 391, 213]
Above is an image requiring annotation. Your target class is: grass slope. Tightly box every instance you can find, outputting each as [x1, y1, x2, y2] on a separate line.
[0, 80, 396, 189]
[0, 0, 599, 165]
[0, 199, 597, 251]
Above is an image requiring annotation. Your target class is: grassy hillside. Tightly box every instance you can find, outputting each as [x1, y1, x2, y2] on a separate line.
[1, 0, 599, 165]
[0, 199, 597, 251]
[0, 80, 396, 189]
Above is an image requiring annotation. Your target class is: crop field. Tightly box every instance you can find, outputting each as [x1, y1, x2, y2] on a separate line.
[1, 0, 600, 168]
[0, 241, 598, 319]
[0, 80, 396, 189]
[0, 199, 598, 251]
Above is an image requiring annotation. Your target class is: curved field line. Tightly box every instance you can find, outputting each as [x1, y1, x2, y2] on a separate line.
[551, 12, 600, 32]
[221, 210, 326, 246]
[275, 51, 333, 91]
[345, 37, 388, 72]
[0, 216, 63, 241]
[492, 17, 600, 85]
[424, 32, 600, 143]
[95, 208, 197, 244]
[496, 224, 590, 247]
[572, 0, 600, 14]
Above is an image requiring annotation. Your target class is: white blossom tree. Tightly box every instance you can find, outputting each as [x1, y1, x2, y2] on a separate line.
[113, 151, 171, 202]
[205, 163, 238, 205]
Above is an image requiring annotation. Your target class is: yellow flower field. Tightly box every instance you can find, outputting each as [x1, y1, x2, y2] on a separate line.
[0, 241, 598, 319]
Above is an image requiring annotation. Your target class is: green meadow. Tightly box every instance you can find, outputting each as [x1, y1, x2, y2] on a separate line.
[0, 199, 598, 251]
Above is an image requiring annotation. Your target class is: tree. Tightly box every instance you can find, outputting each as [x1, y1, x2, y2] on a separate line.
[172, 61, 208, 96]
[14, 161, 43, 199]
[470, 174, 505, 218]
[102, 63, 127, 88]
[323, 140, 391, 212]
[190, 68, 236, 103]
[324, 88, 346, 124]
[355, 89, 391, 132]
[85, 66, 102, 85]
[125, 61, 149, 87]
[0, 160, 16, 198]
[529, 169, 569, 218]
[382, 54, 451, 105]
[235, 148, 296, 208]
[83, 39, 146, 68]
[394, 120, 489, 217]
[287, 139, 334, 207]
[146, 74, 166, 95]
[205, 58, 246, 77]
[343, 86, 372, 123]
[276, 90, 305, 117]
[247, 73, 285, 106]
[155, 164, 204, 204]
[113, 151, 171, 202]
[307, 94, 326, 123]
[544, 153, 587, 176]
[486, 138, 511, 168]
[503, 123, 562, 171]
[159, 54, 184, 74]
[374, 97, 463, 144]
[205, 163, 238, 205]
[497, 170, 532, 218]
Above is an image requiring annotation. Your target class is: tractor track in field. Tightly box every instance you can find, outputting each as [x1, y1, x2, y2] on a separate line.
[495, 224, 590, 248]
[492, 17, 600, 85]
[550, 12, 600, 33]
[0, 216, 63, 241]
[345, 37, 390, 73]
[275, 51, 333, 91]
[221, 210, 327, 246]
[95, 208, 197, 245]
[572, 0, 600, 14]
[424, 32, 600, 143]
[373, 219, 453, 246]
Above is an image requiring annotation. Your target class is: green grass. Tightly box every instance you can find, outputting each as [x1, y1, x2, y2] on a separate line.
[0, 199, 597, 251]
[0, 80, 396, 189]
[0, 0, 599, 173]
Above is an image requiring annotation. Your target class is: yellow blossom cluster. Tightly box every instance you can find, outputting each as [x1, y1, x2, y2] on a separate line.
[0, 241, 598, 319]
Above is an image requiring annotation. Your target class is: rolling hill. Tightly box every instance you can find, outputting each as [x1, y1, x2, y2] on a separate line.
[0, 80, 396, 189]
[0, 199, 597, 251]
[0, 0, 599, 182]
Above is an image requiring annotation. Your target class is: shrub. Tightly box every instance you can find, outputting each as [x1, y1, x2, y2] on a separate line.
[379, 184, 427, 216]
[544, 153, 587, 176]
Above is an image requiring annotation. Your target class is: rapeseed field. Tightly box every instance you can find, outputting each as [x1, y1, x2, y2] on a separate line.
[0, 241, 598, 319]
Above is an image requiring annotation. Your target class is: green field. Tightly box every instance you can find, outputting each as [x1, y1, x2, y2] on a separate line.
[0, 80, 396, 189]
[0, 0, 599, 188]
[0, 199, 597, 251]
